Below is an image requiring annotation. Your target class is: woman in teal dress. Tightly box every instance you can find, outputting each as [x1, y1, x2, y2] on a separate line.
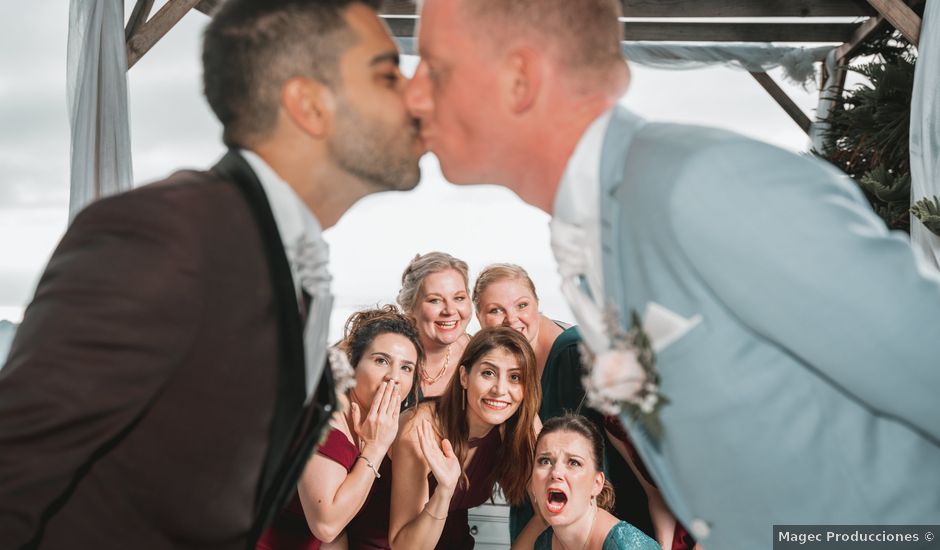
[517, 415, 659, 550]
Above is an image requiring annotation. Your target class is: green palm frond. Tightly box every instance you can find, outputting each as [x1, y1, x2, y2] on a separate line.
[911, 196, 940, 236]
[816, 29, 917, 233]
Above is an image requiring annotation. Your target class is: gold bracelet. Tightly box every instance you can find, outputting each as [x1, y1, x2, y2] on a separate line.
[357, 454, 381, 478]
[422, 503, 447, 521]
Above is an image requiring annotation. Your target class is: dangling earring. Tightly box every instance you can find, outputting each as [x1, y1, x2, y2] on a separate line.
[462, 388, 466, 411]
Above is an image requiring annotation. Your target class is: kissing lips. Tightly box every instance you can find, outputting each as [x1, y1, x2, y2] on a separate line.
[546, 489, 568, 514]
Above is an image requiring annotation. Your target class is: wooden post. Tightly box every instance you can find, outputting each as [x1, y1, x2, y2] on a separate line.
[835, 14, 887, 61]
[125, 0, 155, 43]
[749, 72, 812, 135]
[866, 0, 921, 45]
[125, 0, 201, 70]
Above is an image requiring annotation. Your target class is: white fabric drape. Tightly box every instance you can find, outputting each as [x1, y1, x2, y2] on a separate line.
[395, 37, 830, 87]
[809, 49, 840, 153]
[620, 42, 831, 86]
[67, 0, 133, 222]
[910, 0, 940, 270]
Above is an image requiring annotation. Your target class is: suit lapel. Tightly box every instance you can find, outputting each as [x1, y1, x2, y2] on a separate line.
[596, 115, 696, 525]
[211, 151, 336, 542]
[598, 106, 646, 331]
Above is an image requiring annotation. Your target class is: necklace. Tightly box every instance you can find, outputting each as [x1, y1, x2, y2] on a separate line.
[560, 502, 597, 550]
[421, 344, 451, 384]
[580, 504, 597, 550]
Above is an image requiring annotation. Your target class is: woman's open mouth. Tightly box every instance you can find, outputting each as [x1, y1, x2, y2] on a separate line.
[546, 488, 568, 514]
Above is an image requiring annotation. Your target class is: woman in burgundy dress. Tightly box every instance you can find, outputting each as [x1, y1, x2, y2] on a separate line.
[387, 327, 542, 550]
[257, 306, 424, 550]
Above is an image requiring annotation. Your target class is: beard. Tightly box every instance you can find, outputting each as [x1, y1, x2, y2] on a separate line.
[327, 95, 422, 192]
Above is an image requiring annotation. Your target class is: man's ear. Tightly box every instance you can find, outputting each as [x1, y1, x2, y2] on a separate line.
[281, 76, 336, 137]
[501, 47, 542, 114]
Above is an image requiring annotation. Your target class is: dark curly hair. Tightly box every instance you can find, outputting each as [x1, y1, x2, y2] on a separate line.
[342, 305, 425, 401]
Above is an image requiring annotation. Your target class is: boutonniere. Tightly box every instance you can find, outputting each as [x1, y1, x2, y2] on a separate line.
[581, 308, 668, 439]
[328, 347, 357, 400]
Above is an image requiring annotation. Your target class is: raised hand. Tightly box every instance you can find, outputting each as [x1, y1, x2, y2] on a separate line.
[417, 419, 461, 493]
[352, 380, 402, 454]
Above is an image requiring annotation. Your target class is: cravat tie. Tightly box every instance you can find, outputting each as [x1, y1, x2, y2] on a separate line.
[549, 217, 610, 354]
[293, 235, 333, 400]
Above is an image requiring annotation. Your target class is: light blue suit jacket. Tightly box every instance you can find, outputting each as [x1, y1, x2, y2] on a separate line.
[600, 107, 940, 549]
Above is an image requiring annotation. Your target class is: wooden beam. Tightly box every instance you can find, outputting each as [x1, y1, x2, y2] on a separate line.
[195, 0, 223, 16]
[126, 0, 201, 70]
[835, 14, 886, 60]
[376, 0, 879, 18]
[620, 22, 857, 43]
[750, 71, 812, 135]
[380, 0, 417, 15]
[382, 18, 858, 43]
[866, 0, 921, 45]
[124, 0, 155, 43]
[620, 0, 876, 17]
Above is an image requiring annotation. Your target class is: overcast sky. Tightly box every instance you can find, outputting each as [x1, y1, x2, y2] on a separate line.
[0, 1, 823, 341]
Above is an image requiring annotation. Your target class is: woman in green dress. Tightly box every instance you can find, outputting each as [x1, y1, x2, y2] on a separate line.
[517, 415, 660, 550]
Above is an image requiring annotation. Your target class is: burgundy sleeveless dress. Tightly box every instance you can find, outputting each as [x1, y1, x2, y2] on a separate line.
[256, 428, 359, 550]
[426, 426, 502, 550]
[345, 456, 394, 549]
[603, 417, 696, 550]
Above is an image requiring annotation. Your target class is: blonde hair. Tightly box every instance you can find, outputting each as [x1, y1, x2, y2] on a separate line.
[397, 252, 470, 315]
[472, 263, 539, 312]
[460, 0, 624, 78]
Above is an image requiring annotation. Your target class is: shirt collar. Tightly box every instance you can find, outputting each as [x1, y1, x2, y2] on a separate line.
[553, 108, 614, 226]
[239, 149, 323, 250]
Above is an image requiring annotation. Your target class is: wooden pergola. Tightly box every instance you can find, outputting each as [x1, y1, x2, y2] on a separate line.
[122, 0, 925, 135]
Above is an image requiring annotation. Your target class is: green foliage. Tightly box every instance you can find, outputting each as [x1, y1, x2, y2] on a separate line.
[857, 166, 912, 230]
[911, 196, 940, 236]
[815, 29, 940, 237]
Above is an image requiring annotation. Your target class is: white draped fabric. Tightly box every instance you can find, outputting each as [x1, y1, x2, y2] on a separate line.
[66, 0, 133, 222]
[810, 49, 840, 153]
[620, 42, 831, 87]
[395, 37, 831, 87]
[910, 1, 940, 270]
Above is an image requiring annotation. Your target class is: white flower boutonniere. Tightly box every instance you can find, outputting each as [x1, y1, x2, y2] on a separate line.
[581, 308, 668, 439]
[328, 346, 357, 399]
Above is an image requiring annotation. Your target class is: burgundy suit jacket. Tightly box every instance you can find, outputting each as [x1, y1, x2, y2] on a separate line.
[0, 152, 335, 549]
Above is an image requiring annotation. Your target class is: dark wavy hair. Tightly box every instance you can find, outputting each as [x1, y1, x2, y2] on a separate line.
[342, 305, 425, 402]
[536, 414, 616, 512]
[435, 327, 540, 505]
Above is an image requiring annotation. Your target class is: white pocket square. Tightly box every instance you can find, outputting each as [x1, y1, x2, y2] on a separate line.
[642, 302, 702, 353]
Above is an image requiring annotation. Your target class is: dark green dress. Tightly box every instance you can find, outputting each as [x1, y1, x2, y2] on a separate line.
[509, 326, 653, 541]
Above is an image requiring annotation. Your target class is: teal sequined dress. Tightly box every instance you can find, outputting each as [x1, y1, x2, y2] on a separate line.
[534, 521, 660, 550]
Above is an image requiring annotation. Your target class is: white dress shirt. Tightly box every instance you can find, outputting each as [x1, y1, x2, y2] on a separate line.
[550, 109, 614, 352]
[240, 149, 325, 300]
